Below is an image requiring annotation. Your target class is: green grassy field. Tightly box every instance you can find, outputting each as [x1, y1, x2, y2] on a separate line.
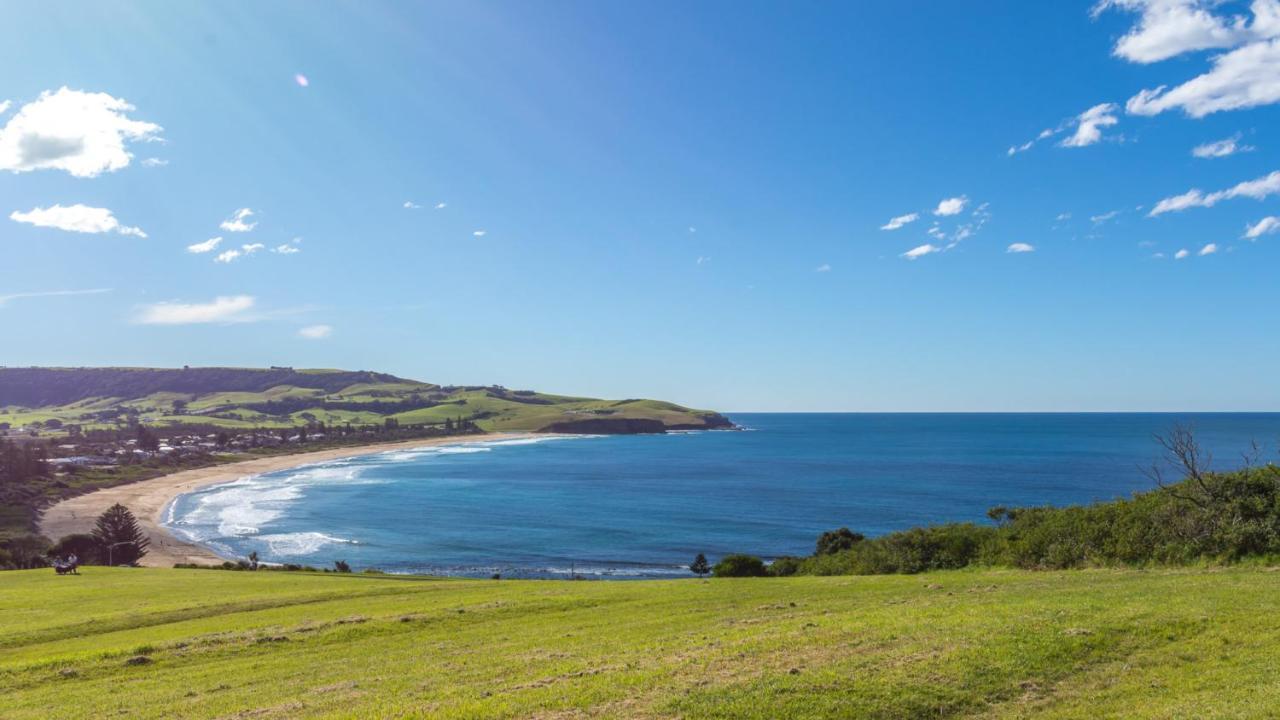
[3, 566, 1277, 719]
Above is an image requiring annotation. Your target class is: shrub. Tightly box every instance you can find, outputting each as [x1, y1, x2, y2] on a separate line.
[815, 527, 865, 555]
[768, 556, 803, 577]
[712, 554, 767, 578]
[49, 533, 102, 564]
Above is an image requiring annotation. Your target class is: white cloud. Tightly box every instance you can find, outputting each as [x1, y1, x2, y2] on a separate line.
[0, 87, 161, 177]
[880, 212, 919, 230]
[1056, 212, 1072, 221]
[1149, 169, 1280, 215]
[141, 157, 168, 167]
[1192, 133, 1255, 157]
[696, 256, 711, 265]
[687, 226, 696, 233]
[214, 249, 241, 264]
[472, 230, 487, 237]
[1128, 38, 1280, 116]
[1244, 215, 1280, 238]
[10, 204, 146, 237]
[901, 243, 941, 260]
[0, 100, 9, 115]
[187, 237, 222, 254]
[1175, 248, 1191, 259]
[815, 263, 831, 272]
[242, 243, 265, 254]
[219, 208, 257, 232]
[295, 74, 310, 88]
[1060, 103, 1120, 147]
[273, 238, 302, 254]
[1199, 242, 1219, 255]
[1092, 0, 1268, 64]
[298, 324, 332, 339]
[436, 202, 447, 210]
[934, 197, 968, 216]
[403, 200, 421, 209]
[1007, 243, 1036, 253]
[1091, 209, 1121, 224]
[136, 295, 256, 325]
[0, 288, 111, 307]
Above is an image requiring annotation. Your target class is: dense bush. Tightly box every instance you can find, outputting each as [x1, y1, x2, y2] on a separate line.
[49, 533, 102, 564]
[712, 554, 768, 577]
[778, 460, 1280, 577]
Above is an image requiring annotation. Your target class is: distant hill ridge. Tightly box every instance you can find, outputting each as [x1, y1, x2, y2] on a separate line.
[0, 367, 417, 407]
[0, 367, 733, 434]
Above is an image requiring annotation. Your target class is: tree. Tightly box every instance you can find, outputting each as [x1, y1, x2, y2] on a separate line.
[91, 503, 150, 565]
[333, 560, 352, 573]
[50, 533, 102, 564]
[712, 554, 768, 578]
[172, 399, 188, 414]
[690, 553, 710, 578]
[815, 527, 865, 555]
[247, 551, 260, 570]
[135, 424, 160, 452]
[1, 534, 51, 569]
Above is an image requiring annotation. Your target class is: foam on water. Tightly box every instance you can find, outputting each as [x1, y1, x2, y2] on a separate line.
[256, 531, 358, 556]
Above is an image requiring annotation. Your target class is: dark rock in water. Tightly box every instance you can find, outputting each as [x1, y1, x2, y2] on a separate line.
[541, 413, 736, 435]
[540, 418, 669, 434]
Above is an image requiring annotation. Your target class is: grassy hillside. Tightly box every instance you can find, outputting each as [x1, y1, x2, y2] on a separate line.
[0, 367, 732, 434]
[3, 566, 1279, 719]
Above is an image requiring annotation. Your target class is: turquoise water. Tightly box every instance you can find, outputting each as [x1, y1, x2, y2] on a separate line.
[165, 413, 1280, 577]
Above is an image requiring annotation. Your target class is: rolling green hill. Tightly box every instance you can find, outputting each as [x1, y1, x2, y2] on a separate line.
[0, 367, 733, 434]
[4, 566, 1278, 718]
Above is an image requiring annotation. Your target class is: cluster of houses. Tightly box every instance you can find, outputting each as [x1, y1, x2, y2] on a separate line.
[37, 430, 327, 469]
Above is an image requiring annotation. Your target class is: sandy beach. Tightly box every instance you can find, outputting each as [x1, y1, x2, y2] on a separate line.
[38, 433, 542, 567]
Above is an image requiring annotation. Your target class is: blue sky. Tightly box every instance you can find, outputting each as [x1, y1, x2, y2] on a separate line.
[1, 1, 1278, 411]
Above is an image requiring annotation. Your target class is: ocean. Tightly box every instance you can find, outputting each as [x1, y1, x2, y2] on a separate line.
[164, 413, 1280, 578]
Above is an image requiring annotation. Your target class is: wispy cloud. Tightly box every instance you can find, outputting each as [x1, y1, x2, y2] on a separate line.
[880, 212, 919, 230]
[141, 157, 168, 167]
[1192, 133, 1255, 158]
[10, 204, 146, 237]
[135, 295, 256, 325]
[295, 74, 310, 88]
[403, 200, 421, 209]
[1007, 243, 1035, 253]
[901, 243, 941, 260]
[0, 87, 161, 177]
[0, 288, 112, 307]
[1175, 248, 1190, 259]
[472, 230, 487, 238]
[1060, 103, 1119, 147]
[298, 324, 332, 339]
[1245, 216, 1280, 239]
[1091, 209, 1121, 224]
[187, 237, 222, 254]
[435, 202, 447, 210]
[696, 256, 711, 265]
[219, 208, 257, 233]
[1199, 242, 1219, 256]
[1149, 170, 1280, 216]
[273, 238, 302, 254]
[815, 263, 831, 272]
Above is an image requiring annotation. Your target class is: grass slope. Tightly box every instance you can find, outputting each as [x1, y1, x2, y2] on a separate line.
[3, 566, 1278, 718]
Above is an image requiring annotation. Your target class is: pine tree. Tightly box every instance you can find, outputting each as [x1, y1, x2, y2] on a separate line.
[91, 503, 150, 565]
[690, 553, 710, 578]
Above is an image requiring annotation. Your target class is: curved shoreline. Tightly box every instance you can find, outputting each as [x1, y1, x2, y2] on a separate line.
[38, 433, 545, 567]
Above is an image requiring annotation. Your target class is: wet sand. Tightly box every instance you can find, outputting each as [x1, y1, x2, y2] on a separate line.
[38, 433, 542, 567]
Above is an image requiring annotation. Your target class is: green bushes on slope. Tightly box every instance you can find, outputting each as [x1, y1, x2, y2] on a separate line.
[783, 460, 1280, 576]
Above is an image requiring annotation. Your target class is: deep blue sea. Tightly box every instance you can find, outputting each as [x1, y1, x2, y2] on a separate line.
[164, 413, 1280, 578]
